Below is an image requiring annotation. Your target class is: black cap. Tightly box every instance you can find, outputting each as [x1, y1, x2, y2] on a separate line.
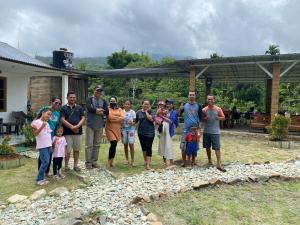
[166, 99, 174, 104]
[95, 85, 103, 92]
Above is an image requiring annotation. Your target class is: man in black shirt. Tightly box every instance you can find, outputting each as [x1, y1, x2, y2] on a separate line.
[61, 91, 85, 172]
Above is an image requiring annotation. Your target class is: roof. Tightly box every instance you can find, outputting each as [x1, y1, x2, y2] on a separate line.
[0, 42, 83, 77]
[87, 53, 300, 82]
[0, 42, 51, 67]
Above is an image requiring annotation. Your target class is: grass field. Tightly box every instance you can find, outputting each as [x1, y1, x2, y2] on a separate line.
[147, 180, 300, 225]
[0, 134, 299, 203]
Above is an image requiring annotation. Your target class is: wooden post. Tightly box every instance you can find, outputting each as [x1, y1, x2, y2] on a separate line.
[270, 63, 280, 117]
[265, 79, 272, 115]
[189, 67, 196, 92]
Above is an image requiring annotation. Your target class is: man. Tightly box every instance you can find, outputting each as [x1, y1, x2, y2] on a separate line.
[202, 94, 226, 172]
[85, 85, 109, 169]
[61, 91, 85, 172]
[178, 91, 202, 167]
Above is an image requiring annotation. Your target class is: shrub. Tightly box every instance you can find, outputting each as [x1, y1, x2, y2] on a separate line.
[22, 123, 36, 147]
[0, 136, 16, 156]
[267, 115, 291, 141]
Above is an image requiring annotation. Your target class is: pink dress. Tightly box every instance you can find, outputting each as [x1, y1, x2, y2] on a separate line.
[52, 136, 67, 158]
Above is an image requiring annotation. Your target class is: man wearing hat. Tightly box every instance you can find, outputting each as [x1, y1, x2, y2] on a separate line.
[85, 85, 109, 169]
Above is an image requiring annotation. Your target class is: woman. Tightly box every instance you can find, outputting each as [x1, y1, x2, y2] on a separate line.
[105, 96, 124, 167]
[121, 99, 136, 166]
[158, 99, 178, 165]
[136, 100, 155, 170]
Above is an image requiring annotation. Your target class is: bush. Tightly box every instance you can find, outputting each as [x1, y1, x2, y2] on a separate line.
[267, 115, 291, 141]
[22, 123, 36, 147]
[0, 136, 16, 156]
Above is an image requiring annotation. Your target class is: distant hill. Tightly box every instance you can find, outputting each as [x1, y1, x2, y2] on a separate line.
[36, 53, 188, 69]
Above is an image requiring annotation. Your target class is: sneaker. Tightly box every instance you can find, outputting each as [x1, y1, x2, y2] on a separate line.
[92, 163, 101, 168]
[36, 180, 49, 186]
[73, 166, 81, 172]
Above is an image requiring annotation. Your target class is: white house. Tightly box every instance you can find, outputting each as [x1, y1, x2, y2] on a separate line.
[0, 42, 87, 124]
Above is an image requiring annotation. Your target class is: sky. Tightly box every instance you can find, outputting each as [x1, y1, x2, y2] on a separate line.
[0, 0, 299, 58]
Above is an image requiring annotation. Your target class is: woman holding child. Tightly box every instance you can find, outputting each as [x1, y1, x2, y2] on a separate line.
[157, 99, 178, 166]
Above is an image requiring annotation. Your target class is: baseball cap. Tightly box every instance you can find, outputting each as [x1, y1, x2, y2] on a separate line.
[95, 85, 103, 92]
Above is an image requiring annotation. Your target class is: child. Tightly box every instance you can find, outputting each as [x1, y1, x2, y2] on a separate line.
[185, 126, 201, 166]
[122, 99, 136, 166]
[31, 108, 52, 186]
[52, 126, 67, 179]
[155, 101, 167, 133]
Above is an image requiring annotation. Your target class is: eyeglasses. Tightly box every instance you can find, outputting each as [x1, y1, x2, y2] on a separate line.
[54, 102, 62, 105]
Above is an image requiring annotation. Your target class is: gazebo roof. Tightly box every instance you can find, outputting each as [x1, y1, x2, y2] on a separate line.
[85, 53, 300, 82]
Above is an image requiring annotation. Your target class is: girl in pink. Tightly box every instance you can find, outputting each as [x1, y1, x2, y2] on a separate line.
[52, 126, 67, 179]
[31, 108, 52, 186]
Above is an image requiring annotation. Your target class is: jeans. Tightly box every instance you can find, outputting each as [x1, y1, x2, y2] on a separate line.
[36, 147, 51, 182]
[38, 151, 52, 174]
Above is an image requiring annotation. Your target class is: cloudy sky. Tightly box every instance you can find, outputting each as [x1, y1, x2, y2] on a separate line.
[0, 0, 299, 58]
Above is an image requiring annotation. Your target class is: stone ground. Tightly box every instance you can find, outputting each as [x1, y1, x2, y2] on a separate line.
[1, 151, 300, 225]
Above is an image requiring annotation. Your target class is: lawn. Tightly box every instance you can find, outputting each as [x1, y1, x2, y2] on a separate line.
[147, 180, 300, 225]
[0, 134, 299, 202]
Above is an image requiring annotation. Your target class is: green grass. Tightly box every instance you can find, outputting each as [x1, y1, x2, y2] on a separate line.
[83, 135, 300, 177]
[147, 180, 300, 225]
[0, 158, 84, 202]
[0, 134, 299, 202]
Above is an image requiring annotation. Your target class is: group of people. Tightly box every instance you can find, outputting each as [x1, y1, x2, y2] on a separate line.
[31, 85, 226, 186]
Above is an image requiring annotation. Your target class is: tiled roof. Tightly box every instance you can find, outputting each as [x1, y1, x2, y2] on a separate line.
[0, 41, 51, 67]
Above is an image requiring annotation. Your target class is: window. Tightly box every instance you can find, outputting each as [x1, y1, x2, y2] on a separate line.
[0, 77, 7, 112]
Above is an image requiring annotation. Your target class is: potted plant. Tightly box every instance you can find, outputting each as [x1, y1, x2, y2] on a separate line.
[0, 135, 25, 169]
[267, 114, 294, 149]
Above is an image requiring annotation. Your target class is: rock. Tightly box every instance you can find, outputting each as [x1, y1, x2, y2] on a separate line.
[140, 206, 150, 216]
[192, 181, 210, 189]
[77, 175, 91, 184]
[150, 193, 159, 201]
[7, 194, 28, 204]
[150, 222, 163, 225]
[45, 209, 86, 225]
[264, 161, 270, 164]
[143, 196, 151, 203]
[248, 176, 258, 182]
[147, 213, 158, 222]
[30, 189, 47, 200]
[279, 175, 291, 181]
[165, 165, 177, 170]
[209, 178, 223, 185]
[269, 172, 281, 179]
[180, 187, 189, 193]
[49, 187, 69, 196]
[227, 178, 242, 185]
[158, 191, 168, 198]
[132, 195, 143, 204]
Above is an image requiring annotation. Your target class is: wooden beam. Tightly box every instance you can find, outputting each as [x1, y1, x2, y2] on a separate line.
[189, 66, 196, 92]
[271, 63, 280, 117]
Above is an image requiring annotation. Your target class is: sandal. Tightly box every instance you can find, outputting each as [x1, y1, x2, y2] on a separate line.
[217, 167, 227, 172]
[36, 180, 49, 186]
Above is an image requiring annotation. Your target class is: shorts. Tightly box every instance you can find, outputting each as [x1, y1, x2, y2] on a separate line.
[186, 142, 198, 157]
[122, 129, 135, 144]
[65, 135, 82, 153]
[203, 133, 220, 150]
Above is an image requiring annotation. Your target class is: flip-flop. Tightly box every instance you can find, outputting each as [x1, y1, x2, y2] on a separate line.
[217, 167, 227, 172]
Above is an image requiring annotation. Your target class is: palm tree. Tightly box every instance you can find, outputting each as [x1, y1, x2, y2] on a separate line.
[265, 44, 280, 55]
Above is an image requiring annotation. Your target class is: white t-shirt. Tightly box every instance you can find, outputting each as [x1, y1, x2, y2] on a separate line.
[122, 109, 136, 129]
[52, 136, 67, 158]
[31, 119, 52, 149]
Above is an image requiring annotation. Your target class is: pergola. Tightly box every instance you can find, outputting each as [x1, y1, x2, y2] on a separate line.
[84, 53, 300, 116]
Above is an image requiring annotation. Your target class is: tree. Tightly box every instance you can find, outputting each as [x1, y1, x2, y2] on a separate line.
[210, 52, 223, 58]
[107, 48, 135, 69]
[265, 44, 280, 55]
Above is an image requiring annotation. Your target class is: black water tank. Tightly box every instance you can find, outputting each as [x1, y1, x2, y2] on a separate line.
[52, 48, 74, 69]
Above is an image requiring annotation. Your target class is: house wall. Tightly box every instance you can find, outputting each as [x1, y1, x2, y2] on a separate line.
[0, 73, 29, 122]
[29, 76, 62, 111]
